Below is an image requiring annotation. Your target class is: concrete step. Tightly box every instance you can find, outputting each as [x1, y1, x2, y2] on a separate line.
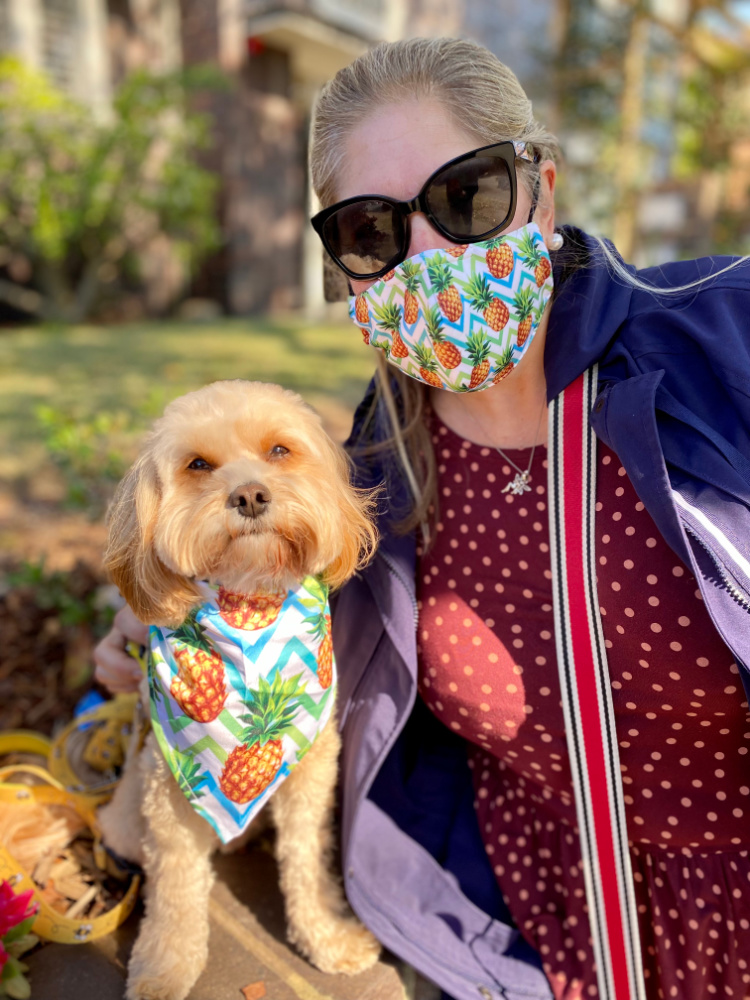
[23, 838, 442, 1000]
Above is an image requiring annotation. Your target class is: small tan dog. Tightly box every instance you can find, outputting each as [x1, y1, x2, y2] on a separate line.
[97, 380, 380, 1000]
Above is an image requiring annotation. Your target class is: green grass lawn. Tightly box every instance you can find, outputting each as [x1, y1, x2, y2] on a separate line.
[0, 315, 376, 491]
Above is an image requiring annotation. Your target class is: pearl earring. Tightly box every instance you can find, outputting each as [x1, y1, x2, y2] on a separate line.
[548, 232, 564, 252]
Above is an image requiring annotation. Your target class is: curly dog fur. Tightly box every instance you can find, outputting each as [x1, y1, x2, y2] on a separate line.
[97, 380, 380, 1000]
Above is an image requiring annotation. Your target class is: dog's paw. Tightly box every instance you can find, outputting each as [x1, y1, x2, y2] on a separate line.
[292, 916, 381, 975]
[125, 974, 173, 1000]
[125, 967, 196, 1000]
[126, 943, 206, 1000]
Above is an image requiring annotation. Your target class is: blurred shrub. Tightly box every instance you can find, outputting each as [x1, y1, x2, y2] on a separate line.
[2, 557, 115, 698]
[35, 404, 142, 514]
[5, 557, 112, 631]
[0, 58, 222, 322]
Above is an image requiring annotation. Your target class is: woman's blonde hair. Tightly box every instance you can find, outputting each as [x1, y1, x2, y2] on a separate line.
[310, 37, 750, 543]
[309, 37, 560, 539]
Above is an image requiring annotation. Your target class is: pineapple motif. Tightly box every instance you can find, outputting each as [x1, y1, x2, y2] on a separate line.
[401, 260, 422, 325]
[513, 287, 536, 346]
[301, 577, 334, 689]
[486, 238, 515, 280]
[354, 294, 371, 344]
[354, 293, 369, 326]
[465, 274, 510, 332]
[413, 343, 444, 388]
[219, 672, 306, 803]
[518, 231, 551, 287]
[425, 306, 461, 369]
[493, 346, 515, 383]
[382, 269, 396, 282]
[446, 244, 469, 258]
[218, 588, 286, 631]
[426, 257, 463, 322]
[373, 301, 409, 359]
[170, 611, 227, 723]
[536, 256, 552, 286]
[466, 330, 492, 389]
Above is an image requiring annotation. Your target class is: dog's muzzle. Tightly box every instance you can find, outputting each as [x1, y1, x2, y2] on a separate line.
[228, 481, 271, 519]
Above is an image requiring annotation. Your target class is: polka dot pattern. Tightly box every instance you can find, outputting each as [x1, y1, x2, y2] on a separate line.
[417, 418, 750, 999]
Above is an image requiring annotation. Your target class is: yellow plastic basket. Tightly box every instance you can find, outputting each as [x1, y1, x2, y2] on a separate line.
[0, 722, 141, 944]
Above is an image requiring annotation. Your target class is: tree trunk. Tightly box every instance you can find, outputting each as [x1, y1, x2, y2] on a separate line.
[695, 72, 728, 258]
[612, 5, 650, 261]
[548, 0, 573, 137]
[71, 256, 103, 324]
[36, 259, 79, 323]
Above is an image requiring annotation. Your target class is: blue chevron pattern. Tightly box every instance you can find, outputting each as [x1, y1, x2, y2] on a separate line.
[349, 223, 553, 392]
[148, 575, 336, 844]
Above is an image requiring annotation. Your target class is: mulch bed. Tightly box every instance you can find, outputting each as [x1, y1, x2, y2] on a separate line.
[0, 559, 109, 736]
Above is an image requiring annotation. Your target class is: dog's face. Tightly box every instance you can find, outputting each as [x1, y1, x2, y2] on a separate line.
[105, 380, 376, 626]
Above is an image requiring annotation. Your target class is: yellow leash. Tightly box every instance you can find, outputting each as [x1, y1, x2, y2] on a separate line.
[0, 692, 145, 944]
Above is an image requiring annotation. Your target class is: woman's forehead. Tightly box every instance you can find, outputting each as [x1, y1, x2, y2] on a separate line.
[335, 98, 480, 203]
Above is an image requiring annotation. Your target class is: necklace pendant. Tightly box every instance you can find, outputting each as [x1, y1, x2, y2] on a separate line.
[501, 470, 532, 495]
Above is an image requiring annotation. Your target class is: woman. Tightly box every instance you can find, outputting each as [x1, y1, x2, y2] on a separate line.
[96, 38, 750, 1000]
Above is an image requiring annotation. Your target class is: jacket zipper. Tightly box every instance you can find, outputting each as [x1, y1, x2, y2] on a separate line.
[376, 547, 419, 626]
[683, 523, 750, 613]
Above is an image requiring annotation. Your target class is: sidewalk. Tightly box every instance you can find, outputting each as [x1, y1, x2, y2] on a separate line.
[24, 835, 442, 1000]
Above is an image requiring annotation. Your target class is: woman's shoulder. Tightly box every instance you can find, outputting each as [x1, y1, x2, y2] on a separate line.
[547, 227, 750, 395]
[621, 250, 750, 375]
[556, 224, 750, 285]
[634, 251, 750, 294]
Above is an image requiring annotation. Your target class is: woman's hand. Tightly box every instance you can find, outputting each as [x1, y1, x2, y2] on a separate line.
[93, 604, 149, 694]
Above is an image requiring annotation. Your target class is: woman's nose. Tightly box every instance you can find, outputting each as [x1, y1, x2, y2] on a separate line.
[406, 213, 454, 258]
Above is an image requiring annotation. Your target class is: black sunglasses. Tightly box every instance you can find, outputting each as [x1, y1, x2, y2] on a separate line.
[311, 140, 539, 281]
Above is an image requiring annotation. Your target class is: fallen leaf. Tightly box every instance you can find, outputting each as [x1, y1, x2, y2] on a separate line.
[241, 983, 266, 1000]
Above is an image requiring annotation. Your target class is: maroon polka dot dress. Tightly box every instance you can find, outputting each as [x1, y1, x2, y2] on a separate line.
[417, 414, 750, 1000]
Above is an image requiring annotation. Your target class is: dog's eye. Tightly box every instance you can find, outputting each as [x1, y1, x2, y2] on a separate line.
[187, 458, 213, 471]
[269, 445, 289, 458]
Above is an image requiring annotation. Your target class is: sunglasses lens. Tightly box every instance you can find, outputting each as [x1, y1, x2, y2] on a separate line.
[323, 200, 404, 278]
[425, 154, 513, 238]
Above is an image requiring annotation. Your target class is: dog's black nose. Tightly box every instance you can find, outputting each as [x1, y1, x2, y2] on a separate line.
[229, 482, 271, 518]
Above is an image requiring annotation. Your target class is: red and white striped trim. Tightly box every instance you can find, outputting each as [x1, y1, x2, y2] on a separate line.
[547, 366, 646, 1000]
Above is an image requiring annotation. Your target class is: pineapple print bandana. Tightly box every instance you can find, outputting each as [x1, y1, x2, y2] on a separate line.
[348, 222, 553, 392]
[148, 576, 336, 844]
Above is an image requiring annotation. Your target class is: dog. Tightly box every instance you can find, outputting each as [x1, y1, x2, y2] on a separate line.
[96, 380, 380, 1000]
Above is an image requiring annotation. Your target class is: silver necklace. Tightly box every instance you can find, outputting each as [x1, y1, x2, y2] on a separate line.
[498, 442, 539, 495]
[467, 399, 547, 496]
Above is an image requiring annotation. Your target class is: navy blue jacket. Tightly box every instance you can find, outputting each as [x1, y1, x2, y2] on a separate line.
[332, 228, 750, 1000]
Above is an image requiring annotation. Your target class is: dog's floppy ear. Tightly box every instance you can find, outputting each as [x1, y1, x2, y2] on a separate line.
[104, 450, 202, 627]
[319, 443, 379, 592]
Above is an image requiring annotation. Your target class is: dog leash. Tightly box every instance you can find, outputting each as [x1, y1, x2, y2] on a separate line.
[547, 365, 647, 1000]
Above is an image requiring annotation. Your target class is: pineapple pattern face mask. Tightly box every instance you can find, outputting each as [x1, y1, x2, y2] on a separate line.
[148, 576, 335, 844]
[348, 223, 553, 392]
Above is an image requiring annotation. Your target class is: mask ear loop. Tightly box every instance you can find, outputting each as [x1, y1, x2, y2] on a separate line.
[526, 170, 542, 225]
